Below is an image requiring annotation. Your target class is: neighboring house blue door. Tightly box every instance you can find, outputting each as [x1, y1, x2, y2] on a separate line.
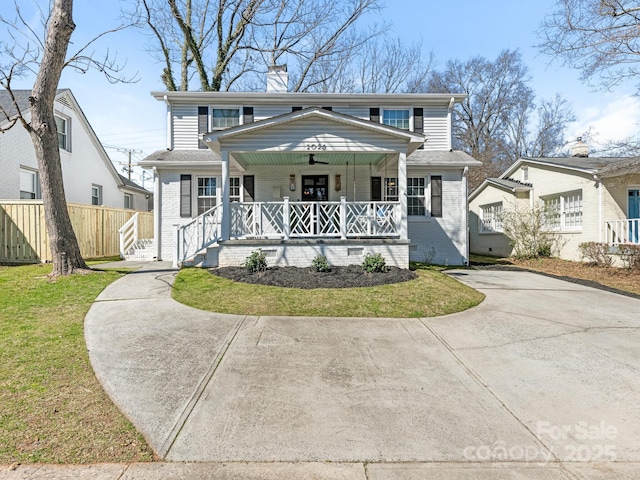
[630, 189, 640, 242]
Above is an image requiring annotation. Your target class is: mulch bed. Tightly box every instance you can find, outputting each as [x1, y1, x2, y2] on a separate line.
[210, 265, 418, 289]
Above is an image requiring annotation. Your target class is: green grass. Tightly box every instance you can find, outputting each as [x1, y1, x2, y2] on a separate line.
[0, 263, 154, 464]
[173, 265, 484, 318]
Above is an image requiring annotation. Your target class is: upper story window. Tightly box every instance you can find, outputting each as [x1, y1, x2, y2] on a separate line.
[92, 185, 102, 206]
[212, 108, 240, 129]
[382, 109, 410, 130]
[55, 115, 70, 151]
[20, 168, 39, 199]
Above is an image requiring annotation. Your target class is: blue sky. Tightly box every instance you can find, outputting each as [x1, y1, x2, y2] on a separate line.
[4, 0, 640, 186]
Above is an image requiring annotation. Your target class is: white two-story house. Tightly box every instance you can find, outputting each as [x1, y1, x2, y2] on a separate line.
[140, 66, 481, 268]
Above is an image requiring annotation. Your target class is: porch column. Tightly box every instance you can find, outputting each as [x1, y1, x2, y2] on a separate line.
[220, 149, 230, 241]
[398, 151, 408, 240]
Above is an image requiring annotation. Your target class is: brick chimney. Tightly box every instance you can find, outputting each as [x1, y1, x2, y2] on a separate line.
[266, 65, 288, 93]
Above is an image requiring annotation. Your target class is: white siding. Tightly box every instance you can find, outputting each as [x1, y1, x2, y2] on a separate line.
[172, 104, 199, 150]
[253, 106, 291, 121]
[407, 168, 468, 265]
[423, 106, 449, 151]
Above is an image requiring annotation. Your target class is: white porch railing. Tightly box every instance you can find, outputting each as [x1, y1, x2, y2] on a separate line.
[175, 204, 222, 266]
[118, 212, 139, 258]
[605, 218, 640, 245]
[230, 198, 400, 239]
[175, 198, 400, 266]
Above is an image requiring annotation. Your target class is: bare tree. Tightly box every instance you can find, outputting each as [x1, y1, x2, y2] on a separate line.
[131, 0, 387, 92]
[538, 0, 640, 90]
[427, 50, 574, 190]
[0, 0, 129, 276]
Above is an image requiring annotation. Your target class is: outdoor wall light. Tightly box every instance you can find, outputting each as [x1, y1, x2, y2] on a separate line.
[335, 174, 341, 191]
[289, 174, 296, 191]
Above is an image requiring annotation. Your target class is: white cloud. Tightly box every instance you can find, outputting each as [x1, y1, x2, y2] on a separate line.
[569, 94, 640, 147]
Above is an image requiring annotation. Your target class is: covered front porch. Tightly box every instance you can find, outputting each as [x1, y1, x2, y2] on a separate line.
[173, 107, 425, 268]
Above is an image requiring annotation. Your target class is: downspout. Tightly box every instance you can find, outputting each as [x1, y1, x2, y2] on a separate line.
[153, 167, 161, 260]
[463, 166, 469, 265]
[595, 175, 602, 242]
[164, 95, 173, 151]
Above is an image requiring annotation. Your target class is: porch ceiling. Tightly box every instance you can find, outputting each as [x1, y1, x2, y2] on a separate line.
[232, 151, 387, 166]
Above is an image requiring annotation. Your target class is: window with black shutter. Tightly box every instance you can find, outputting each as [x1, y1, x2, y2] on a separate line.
[180, 174, 192, 217]
[198, 106, 208, 149]
[292, 106, 303, 112]
[243, 106, 254, 124]
[414, 107, 424, 149]
[243, 175, 255, 202]
[370, 177, 382, 201]
[431, 175, 442, 218]
[370, 107, 380, 123]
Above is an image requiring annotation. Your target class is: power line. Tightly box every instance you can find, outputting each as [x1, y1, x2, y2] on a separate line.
[104, 144, 144, 180]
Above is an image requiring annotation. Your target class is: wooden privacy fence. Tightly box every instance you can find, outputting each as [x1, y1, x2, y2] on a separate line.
[0, 201, 153, 264]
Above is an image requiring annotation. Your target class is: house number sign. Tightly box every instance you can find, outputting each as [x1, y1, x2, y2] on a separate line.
[306, 143, 327, 150]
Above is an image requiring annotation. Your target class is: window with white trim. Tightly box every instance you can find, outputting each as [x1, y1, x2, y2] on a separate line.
[20, 168, 39, 199]
[124, 194, 133, 209]
[197, 177, 217, 214]
[212, 108, 240, 129]
[382, 109, 410, 130]
[407, 177, 426, 216]
[230, 177, 241, 202]
[55, 115, 70, 151]
[480, 202, 503, 232]
[91, 185, 102, 206]
[543, 191, 582, 230]
[384, 177, 398, 201]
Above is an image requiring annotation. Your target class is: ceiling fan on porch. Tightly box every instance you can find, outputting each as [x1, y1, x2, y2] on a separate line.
[306, 153, 329, 165]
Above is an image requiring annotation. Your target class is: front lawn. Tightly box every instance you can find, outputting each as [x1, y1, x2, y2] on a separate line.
[0, 263, 154, 464]
[172, 265, 484, 318]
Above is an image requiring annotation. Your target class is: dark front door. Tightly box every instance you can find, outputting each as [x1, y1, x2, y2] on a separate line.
[302, 175, 328, 201]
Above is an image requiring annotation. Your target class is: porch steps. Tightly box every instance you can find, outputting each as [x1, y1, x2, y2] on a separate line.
[181, 243, 219, 267]
[123, 238, 156, 261]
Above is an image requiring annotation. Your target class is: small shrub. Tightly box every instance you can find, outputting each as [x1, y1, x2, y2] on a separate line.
[311, 254, 331, 272]
[362, 253, 387, 273]
[578, 242, 613, 268]
[243, 249, 268, 273]
[619, 244, 640, 270]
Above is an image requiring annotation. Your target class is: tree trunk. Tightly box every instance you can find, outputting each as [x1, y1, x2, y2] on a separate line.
[29, 0, 88, 275]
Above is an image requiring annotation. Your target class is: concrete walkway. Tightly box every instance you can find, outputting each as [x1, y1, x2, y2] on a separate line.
[3, 263, 640, 479]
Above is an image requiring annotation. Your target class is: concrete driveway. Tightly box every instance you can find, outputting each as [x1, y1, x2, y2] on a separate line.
[83, 263, 640, 479]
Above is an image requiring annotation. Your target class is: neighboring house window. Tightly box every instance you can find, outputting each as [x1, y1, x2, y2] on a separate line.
[212, 108, 240, 129]
[230, 177, 241, 202]
[55, 115, 70, 151]
[430, 175, 443, 218]
[91, 185, 102, 206]
[197, 177, 217, 214]
[384, 177, 398, 201]
[382, 109, 410, 130]
[407, 177, 426, 216]
[544, 191, 582, 230]
[124, 194, 133, 209]
[19, 168, 39, 199]
[481, 202, 503, 232]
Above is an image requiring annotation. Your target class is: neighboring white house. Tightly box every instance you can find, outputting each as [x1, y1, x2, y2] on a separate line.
[139, 66, 481, 268]
[0, 89, 151, 210]
[469, 151, 640, 260]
